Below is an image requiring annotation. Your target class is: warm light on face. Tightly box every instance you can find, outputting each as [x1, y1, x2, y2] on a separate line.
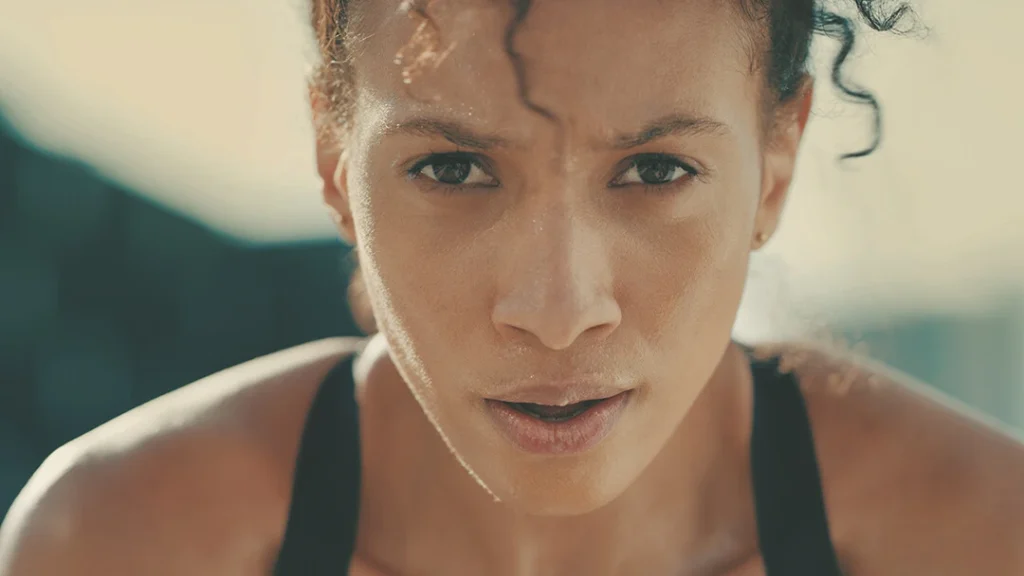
[332, 0, 774, 515]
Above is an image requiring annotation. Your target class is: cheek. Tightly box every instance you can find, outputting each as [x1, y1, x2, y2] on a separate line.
[622, 178, 760, 403]
[349, 168, 485, 384]
[626, 220, 749, 358]
[631, 188, 757, 321]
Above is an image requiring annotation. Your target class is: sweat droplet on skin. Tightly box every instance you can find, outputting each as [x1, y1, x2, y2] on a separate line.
[393, 4, 457, 88]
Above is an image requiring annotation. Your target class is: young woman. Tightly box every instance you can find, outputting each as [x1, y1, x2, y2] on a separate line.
[2, 0, 1023, 574]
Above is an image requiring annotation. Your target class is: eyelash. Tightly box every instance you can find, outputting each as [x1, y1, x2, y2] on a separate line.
[406, 152, 494, 195]
[406, 152, 702, 195]
[610, 153, 701, 195]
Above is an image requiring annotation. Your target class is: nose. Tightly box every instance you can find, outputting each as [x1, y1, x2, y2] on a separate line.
[491, 208, 622, 351]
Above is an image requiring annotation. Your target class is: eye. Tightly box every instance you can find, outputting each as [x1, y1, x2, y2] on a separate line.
[611, 154, 698, 188]
[408, 153, 498, 187]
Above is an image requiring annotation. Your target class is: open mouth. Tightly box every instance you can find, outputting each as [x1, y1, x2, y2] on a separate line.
[485, 391, 632, 454]
[505, 399, 606, 422]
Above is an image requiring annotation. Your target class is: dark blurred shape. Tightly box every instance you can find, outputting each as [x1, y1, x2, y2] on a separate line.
[845, 304, 1024, 426]
[0, 117, 360, 519]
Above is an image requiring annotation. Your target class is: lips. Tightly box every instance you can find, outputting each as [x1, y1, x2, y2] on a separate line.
[487, 383, 629, 407]
[485, 390, 632, 455]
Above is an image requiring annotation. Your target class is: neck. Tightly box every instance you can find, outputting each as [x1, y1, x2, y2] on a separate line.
[356, 341, 758, 576]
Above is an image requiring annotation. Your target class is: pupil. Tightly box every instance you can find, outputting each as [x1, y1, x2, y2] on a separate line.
[636, 160, 674, 184]
[434, 161, 471, 184]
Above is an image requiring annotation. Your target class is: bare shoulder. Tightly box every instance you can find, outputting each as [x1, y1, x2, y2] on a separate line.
[0, 337, 365, 576]
[755, 342, 1024, 575]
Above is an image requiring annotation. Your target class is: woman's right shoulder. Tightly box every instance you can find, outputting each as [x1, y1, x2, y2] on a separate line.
[0, 337, 367, 576]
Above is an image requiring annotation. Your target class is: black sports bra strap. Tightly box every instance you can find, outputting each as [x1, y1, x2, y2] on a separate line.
[274, 353, 361, 575]
[749, 353, 843, 575]
[273, 347, 842, 575]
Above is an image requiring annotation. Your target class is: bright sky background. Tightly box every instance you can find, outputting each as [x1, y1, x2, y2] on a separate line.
[1, 0, 1022, 326]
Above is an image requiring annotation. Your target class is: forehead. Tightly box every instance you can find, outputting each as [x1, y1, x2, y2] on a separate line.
[347, 0, 758, 143]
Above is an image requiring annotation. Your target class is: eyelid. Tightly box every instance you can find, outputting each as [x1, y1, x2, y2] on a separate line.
[405, 151, 501, 191]
[403, 151, 706, 192]
[406, 151, 497, 179]
[608, 153, 702, 187]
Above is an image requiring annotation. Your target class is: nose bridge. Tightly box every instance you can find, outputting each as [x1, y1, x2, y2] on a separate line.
[492, 195, 621, 350]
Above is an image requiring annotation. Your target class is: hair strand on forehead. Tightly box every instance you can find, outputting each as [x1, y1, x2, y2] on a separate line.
[309, 0, 916, 160]
[504, 0, 558, 124]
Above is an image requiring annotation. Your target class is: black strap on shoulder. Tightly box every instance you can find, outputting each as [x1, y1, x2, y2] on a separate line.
[273, 348, 841, 574]
[274, 353, 361, 575]
[749, 353, 843, 576]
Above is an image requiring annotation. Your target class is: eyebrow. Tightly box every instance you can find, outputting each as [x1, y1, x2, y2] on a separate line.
[382, 112, 730, 151]
[382, 117, 512, 150]
[611, 113, 731, 149]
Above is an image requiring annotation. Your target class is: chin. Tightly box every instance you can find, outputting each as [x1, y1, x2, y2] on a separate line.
[461, 431, 645, 517]
[490, 467, 632, 517]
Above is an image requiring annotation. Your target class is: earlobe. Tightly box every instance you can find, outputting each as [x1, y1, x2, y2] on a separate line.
[753, 78, 815, 251]
[751, 230, 769, 250]
[320, 150, 357, 246]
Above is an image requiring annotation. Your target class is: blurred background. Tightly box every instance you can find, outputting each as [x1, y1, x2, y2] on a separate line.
[1, 0, 1022, 518]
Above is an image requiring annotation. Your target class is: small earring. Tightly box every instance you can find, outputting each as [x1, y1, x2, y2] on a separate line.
[755, 231, 768, 246]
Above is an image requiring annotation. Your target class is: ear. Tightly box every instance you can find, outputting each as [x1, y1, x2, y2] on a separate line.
[753, 77, 814, 250]
[312, 91, 357, 246]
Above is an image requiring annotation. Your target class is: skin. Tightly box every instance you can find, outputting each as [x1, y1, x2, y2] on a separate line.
[334, 0, 789, 518]
[2, 0, 1024, 574]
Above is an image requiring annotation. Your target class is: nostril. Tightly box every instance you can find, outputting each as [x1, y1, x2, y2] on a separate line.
[493, 314, 620, 351]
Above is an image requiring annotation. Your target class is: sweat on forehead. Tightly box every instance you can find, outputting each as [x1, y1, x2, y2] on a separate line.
[345, 0, 761, 144]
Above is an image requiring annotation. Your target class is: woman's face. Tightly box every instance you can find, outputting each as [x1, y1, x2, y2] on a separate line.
[323, 0, 808, 515]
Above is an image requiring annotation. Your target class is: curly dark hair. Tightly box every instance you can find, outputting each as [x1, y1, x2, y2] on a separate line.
[308, 0, 914, 333]
[310, 0, 913, 156]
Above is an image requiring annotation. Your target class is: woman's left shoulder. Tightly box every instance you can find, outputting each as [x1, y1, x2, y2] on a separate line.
[757, 341, 1024, 574]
